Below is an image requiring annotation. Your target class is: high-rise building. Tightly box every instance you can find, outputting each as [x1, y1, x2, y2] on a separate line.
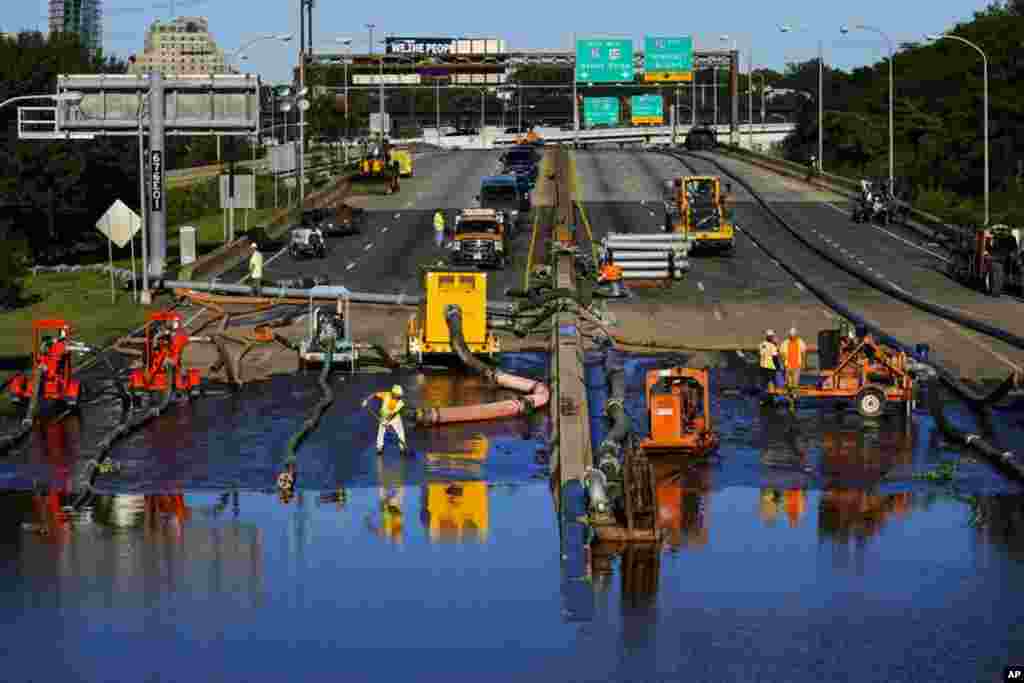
[129, 16, 232, 76]
[48, 0, 102, 53]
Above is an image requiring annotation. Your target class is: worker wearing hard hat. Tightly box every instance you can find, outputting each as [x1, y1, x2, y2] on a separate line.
[248, 243, 264, 297]
[779, 327, 807, 391]
[758, 329, 782, 404]
[363, 384, 408, 455]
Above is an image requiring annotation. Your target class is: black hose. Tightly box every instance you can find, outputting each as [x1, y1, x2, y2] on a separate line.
[927, 379, 1024, 482]
[0, 368, 44, 454]
[666, 151, 1012, 407]
[596, 352, 630, 476]
[72, 362, 177, 510]
[279, 350, 335, 495]
[685, 150, 1024, 367]
[445, 305, 497, 382]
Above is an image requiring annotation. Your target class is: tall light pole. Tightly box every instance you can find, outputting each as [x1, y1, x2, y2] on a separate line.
[366, 23, 375, 55]
[842, 24, 893, 187]
[720, 35, 747, 148]
[332, 37, 354, 138]
[228, 33, 294, 69]
[780, 25, 824, 173]
[928, 33, 988, 224]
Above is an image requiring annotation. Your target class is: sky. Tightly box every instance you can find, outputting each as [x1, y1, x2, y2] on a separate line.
[5, 0, 997, 83]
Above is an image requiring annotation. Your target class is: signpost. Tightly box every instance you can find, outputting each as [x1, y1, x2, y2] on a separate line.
[95, 199, 142, 303]
[630, 94, 664, 124]
[575, 39, 634, 83]
[583, 97, 620, 127]
[149, 150, 163, 212]
[643, 36, 694, 82]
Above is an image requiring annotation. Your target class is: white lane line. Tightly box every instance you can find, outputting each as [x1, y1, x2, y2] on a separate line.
[346, 262, 356, 271]
[697, 281, 705, 292]
[822, 200, 949, 262]
[940, 318, 1022, 373]
[381, 227, 389, 233]
[263, 245, 289, 267]
[364, 243, 374, 251]
[713, 309, 723, 321]
[794, 281, 806, 292]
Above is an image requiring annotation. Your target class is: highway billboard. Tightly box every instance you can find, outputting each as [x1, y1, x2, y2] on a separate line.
[576, 39, 634, 83]
[583, 97, 620, 127]
[644, 36, 694, 82]
[630, 94, 664, 124]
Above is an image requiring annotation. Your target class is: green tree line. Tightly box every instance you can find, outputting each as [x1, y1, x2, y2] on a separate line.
[780, 2, 1024, 225]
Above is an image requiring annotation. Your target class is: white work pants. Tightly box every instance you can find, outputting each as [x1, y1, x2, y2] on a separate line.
[376, 415, 406, 450]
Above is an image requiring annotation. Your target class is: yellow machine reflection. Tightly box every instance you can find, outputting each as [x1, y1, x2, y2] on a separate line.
[421, 433, 490, 544]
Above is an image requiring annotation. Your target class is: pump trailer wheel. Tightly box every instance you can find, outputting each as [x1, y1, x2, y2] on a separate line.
[856, 387, 886, 418]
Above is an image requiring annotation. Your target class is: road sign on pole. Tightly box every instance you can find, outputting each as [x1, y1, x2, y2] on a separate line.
[583, 97, 620, 127]
[95, 199, 142, 303]
[576, 38, 633, 83]
[644, 36, 694, 82]
[630, 94, 664, 124]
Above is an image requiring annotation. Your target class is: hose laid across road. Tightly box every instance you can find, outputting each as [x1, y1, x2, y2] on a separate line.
[415, 304, 550, 426]
[670, 151, 1016, 407]
[285, 349, 335, 467]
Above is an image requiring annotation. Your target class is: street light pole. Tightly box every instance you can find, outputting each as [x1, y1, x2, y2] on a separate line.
[843, 24, 893, 187]
[366, 23, 375, 56]
[928, 33, 989, 225]
[779, 25, 825, 173]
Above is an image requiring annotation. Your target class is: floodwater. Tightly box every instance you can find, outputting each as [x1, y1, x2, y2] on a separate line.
[0, 352, 1022, 682]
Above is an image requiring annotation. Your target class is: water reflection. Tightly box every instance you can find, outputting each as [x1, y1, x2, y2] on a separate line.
[654, 461, 712, 550]
[421, 433, 491, 543]
[9, 490, 263, 609]
[366, 454, 411, 545]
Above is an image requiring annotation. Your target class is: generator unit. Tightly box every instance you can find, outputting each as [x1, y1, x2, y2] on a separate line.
[639, 367, 719, 457]
[298, 296, 357, 371]
[406, 269, 500, 363]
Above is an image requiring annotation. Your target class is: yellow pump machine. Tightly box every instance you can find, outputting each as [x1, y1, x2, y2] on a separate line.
[669, 176, 735, 254]
[406, 269, 501, 363]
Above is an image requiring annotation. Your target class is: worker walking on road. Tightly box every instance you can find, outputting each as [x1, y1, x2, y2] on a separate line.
[758, 329, 782, 404]
[780, 327, 807, 392]
[433, 209, 446, 248]
[248, 243, 264, 297]
[363, 384, 408, 455]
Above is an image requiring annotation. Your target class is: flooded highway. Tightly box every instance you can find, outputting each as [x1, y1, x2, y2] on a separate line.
[0, 352, 1021, 681]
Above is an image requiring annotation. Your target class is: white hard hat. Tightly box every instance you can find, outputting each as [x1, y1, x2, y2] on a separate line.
[765, 329, 775, 337]
[789, 327, 798, 336]
[391, 384, 403, 397]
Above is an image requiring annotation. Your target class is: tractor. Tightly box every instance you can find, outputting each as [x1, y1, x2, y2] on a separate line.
[666, 176, 735, 254]
[353, 138, 401, 194]
[127, 311, 202, 402]
[947, 224, 1024, 297]
[7, 319, 92, 411]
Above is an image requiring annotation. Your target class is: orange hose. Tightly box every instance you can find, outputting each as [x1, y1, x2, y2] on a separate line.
[417, 371, 550, 426]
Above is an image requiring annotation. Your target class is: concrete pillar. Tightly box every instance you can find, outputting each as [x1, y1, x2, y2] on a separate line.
[148, 72, 166, 278]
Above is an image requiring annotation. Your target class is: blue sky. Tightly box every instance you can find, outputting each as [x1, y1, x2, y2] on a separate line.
[7, 0, 996, 83]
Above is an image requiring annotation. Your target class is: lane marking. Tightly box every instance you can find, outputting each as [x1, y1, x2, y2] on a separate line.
[346, 262, 356, 271]
[364, 243, 374, 251]
[713, 308, 722, 321]
[263, 245, 289, 267]
[821, 200, 949, 262]
[939, 318, 1022, 373]
[381, 227, 389, 233]
[794, 281, 806, 292]
[697, 281, 705, 292]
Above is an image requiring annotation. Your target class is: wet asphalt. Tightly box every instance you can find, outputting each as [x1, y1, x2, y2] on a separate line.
[0, 148, 1022, 681]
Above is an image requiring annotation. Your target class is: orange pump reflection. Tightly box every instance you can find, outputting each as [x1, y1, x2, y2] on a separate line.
[421, 433, 490, 544]
[758, 488, 807, 528]
[653, 462, 712, 550]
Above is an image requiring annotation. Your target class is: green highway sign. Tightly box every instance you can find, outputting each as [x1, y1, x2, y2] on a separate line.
[576, 38, 634, 83]
[583, 97, 620, 127]
[644, 36, 693, 82]
[630, 94, 664, 124]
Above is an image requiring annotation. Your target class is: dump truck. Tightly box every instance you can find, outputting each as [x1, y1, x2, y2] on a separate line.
[406, 269, 500, 363]
[947, 224, 1024, 296]
[451, 208, 509, 268]
[477, 175, 527, 236]
[666, 175, 735, 254]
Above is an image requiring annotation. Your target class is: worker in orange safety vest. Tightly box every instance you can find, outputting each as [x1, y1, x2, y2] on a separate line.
[779, 327, 807, 391]
[363, 384, 408, 455]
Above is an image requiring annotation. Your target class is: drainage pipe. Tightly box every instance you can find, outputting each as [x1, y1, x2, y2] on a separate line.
[672, 151, 1013, 407]
[415, 304, 550, 426]
[165, 280, 514, 315]
[927, 379, 1024, 482]
[596, 360, 630, 477]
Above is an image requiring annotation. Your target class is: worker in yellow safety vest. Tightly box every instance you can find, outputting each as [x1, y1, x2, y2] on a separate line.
[758, 329, 782, 404]
[433, 210, 446, 248]
[779, 327, 807, 391]
[363, 384, 408, 455]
